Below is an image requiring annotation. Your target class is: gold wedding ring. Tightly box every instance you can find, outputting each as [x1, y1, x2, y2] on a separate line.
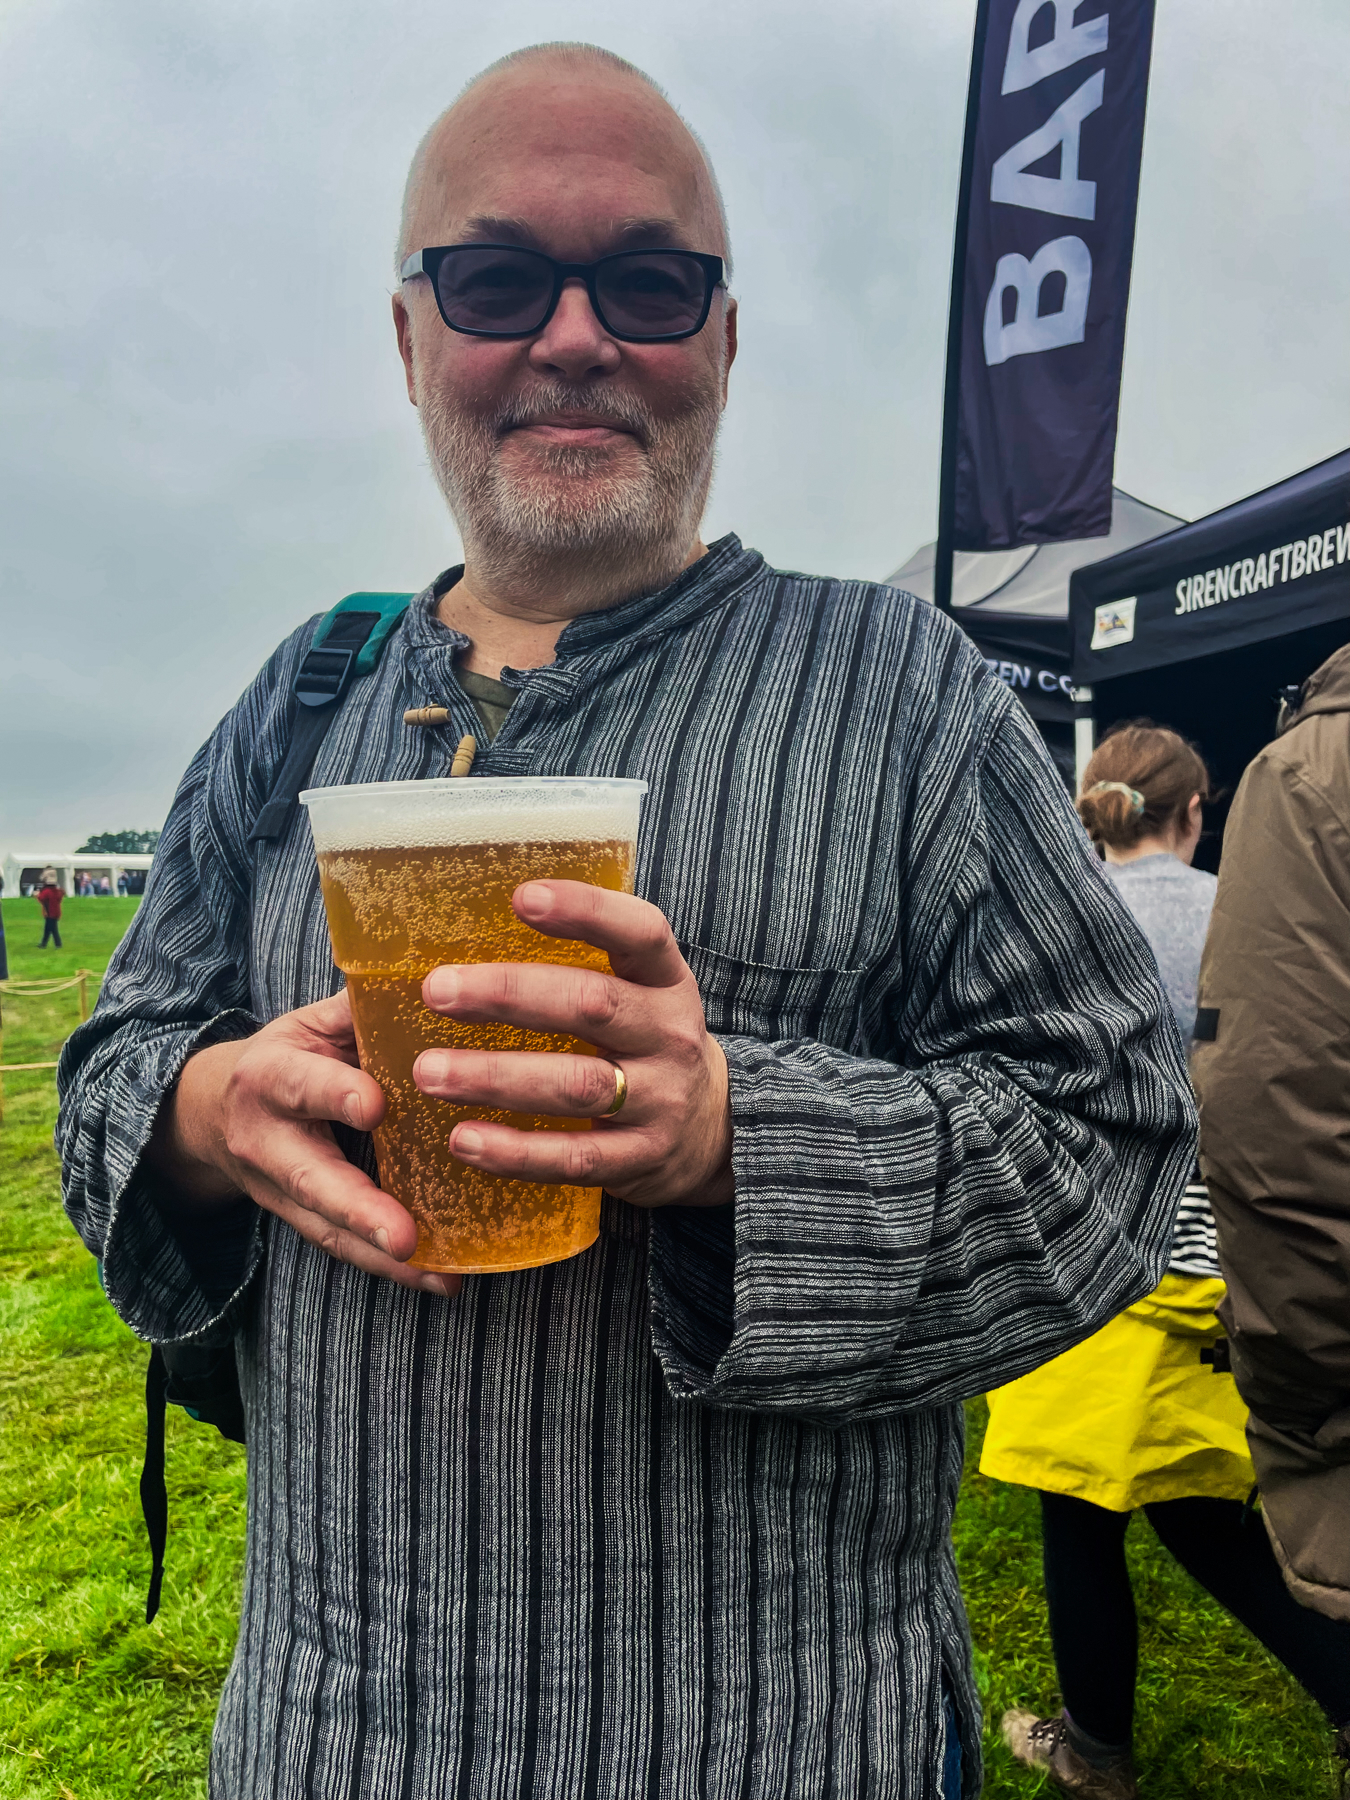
[603, 1062, 628, 1117]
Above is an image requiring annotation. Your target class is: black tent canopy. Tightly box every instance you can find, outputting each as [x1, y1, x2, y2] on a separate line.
[886, 488, 1183, 787]
[1071, 450, 1350, 681]
[1069, 450, 1350, 869]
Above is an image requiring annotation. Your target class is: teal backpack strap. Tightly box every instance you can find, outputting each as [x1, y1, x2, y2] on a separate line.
[310, 590, 416, 681]
[247, 591, 413, 844]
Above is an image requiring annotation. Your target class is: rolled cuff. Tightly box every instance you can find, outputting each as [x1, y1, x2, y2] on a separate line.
[70, 1010, 264, 1344]
[648, 1031, 877, 1420]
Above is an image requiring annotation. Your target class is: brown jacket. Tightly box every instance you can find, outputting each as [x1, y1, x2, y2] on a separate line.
[1193, 641, 1350, 1622]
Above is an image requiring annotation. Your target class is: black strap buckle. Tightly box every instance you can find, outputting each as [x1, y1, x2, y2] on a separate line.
[294, 645, 356, 709]
[247, 607, 384, 845]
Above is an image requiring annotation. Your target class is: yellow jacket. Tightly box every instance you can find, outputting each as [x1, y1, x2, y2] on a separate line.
[979, 1273, 1255, 1512]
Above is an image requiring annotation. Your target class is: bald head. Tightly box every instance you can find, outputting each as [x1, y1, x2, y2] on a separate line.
[397, 43, 731, 275]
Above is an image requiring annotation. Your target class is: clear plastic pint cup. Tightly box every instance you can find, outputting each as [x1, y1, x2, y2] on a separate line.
[300, 776, 647, 1274]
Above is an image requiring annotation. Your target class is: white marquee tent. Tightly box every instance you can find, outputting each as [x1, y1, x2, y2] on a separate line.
[3, 851, 154, 897]
[885, 487, 1184, 616]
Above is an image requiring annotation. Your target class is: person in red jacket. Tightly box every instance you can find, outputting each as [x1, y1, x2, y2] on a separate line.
[37, 870, 63, 949]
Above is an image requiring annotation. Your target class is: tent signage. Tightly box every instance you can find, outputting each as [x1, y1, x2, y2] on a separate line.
[1070, 453, 1350, 681]
[958, 611, 1082, 723]
[1091, 597, 1136, 648]
[984, 658, 1078, 701]
[1172, 524, 1350, 617]
[949, 0, 1157, 550]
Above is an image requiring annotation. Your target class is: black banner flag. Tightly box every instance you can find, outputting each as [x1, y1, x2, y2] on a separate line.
[936, 0, 1156, 590]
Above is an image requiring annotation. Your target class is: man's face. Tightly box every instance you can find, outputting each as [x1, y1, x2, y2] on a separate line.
[393, 66, 737, 590]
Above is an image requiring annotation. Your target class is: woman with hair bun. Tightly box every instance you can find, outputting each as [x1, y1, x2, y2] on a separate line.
[989, 721, 1350, 1797]
[1077, 722, 1213, 1047]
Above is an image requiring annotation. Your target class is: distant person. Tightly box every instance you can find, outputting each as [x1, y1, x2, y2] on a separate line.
[1194, 645, 1350, 1638]
[987, 722, 1350, 1798]
[97, 875, 111, 896]
[117, 872, 129, 897]
[37, 869, 64, 949]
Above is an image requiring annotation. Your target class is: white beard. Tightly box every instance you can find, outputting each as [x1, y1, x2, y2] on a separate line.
[416, 369, 723, 608]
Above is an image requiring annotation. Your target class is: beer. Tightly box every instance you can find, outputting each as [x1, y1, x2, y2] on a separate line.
[302, 778, 646, 1273]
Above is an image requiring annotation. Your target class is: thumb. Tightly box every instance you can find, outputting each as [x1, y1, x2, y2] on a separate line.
[293, 986, 360, 1055]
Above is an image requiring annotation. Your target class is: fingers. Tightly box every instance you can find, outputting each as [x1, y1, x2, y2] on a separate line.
[219, 1035, 458, 1289]
[414, 1046, 624, 1118]
[174, 1000, 461, 1296]
[421, 959, 698, 1060]
[262, 1181, 462, 1298]
[243, 1033, 387, 1135]
[511, 881, 690, 988]
[289, 984, 359, 1047]
[447, 1117, 637, 1190]
[224, 1114, 458, 1295]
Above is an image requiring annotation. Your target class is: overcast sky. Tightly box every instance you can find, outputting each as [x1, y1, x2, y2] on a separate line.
[1, 0, 1346, 848]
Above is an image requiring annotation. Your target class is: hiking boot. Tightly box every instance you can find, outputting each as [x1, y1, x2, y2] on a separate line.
[1002, 1709, 1139, 1799]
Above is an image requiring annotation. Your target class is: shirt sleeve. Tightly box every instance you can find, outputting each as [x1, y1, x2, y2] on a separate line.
[648, 690, 1197, 1425]
[55, 628, 310, 1345]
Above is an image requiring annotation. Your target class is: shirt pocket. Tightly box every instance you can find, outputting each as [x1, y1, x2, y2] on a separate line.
[681, 939, 871, 1050]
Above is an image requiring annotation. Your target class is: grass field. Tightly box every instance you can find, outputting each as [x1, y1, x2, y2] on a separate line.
[0, 894, 1340, 1796]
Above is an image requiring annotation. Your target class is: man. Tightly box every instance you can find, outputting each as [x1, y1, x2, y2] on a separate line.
[37, 868, 64, 948]
[58, 43, 1194, 1798]
[1193, 646, 1350, 1631]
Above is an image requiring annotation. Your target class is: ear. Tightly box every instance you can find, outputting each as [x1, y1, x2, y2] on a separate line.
[393, 292, 418, 405]
[720, 295, 738, 406]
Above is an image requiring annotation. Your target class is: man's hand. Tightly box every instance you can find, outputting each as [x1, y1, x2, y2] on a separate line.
[414, 881, 733, 1209]
[148, 993, 460, 1296]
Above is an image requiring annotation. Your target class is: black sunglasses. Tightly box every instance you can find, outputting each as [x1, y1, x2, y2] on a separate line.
[400, 244, 725, 343]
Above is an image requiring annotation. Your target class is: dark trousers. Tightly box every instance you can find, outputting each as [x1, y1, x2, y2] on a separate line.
[1039, 1490, 1350, 1744]
[40, 917, 62, 948]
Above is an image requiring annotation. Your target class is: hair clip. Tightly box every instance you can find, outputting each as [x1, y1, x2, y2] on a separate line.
[1087, 780, 1145, 815]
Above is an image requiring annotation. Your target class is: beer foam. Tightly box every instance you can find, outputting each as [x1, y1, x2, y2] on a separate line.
[300, 777, 646, 853]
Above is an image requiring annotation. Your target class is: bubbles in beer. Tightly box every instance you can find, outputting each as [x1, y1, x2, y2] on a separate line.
[317, 835, 634, 1274]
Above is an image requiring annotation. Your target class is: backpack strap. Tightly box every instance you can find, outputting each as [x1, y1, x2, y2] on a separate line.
[142, 1346, 169, 1622]
[136, 589, 413, 1622]
[246, 592, 413, 844]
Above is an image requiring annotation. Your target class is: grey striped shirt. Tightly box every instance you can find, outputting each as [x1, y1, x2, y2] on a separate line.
[57, 536, 1196, 1798]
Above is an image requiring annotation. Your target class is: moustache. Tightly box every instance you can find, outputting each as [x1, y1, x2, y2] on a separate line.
[490, 386, 656, 449]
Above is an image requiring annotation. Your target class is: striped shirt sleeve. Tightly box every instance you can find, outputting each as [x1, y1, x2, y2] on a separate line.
[53, 630, 312, 1343]
[649, 693, 1198, 1425]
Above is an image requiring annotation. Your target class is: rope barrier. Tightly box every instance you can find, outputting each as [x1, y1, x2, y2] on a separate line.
[0, 971, 103, 995]
[0, 969, 99, 1120]
[0, 1056, 63, 1122]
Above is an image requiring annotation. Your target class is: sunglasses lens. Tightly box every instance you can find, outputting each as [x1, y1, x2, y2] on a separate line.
[435, 247, 554, 334]
[595, 254, 709, 338]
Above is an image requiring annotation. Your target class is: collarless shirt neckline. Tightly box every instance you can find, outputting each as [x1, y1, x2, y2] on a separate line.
[400, 533, 764, 688]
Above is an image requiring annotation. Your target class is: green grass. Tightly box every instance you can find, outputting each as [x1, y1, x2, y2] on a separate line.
[956, 1406, 1340, 1796]
[0, 897, 1340, 1794]
[0, 899, 142, 1107]
[0, 900, 247, 1798]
